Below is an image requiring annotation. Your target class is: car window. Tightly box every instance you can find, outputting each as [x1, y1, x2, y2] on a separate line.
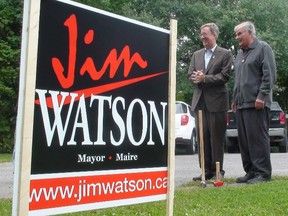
[270, 102, 282, 111]
[176, 103, 187, 114]
[176, 104, 181, 113]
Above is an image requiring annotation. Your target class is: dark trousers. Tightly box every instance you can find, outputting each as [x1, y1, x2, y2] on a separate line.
[236, 108, 272, 178]
[195, 104, 226, 175]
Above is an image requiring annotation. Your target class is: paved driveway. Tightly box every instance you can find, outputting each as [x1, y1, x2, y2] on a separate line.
[175, 152, 288, 187]
[1, 153, 288, 198]
[0, 162, 13, 199]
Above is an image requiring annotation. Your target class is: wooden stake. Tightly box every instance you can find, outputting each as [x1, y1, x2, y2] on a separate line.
[12, 0, 40, 215]
[216, 161, 220, 181]
[198, 110, 206, 187]
[166, 18, 177, 216]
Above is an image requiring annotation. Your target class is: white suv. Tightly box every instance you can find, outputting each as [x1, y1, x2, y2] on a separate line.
[175, 101, 197, 154]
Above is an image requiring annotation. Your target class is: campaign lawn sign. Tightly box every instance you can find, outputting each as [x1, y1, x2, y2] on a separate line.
[12, 0, 176, 215]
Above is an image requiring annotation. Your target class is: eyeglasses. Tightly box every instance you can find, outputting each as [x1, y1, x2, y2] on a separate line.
[199, 32, 213, 38]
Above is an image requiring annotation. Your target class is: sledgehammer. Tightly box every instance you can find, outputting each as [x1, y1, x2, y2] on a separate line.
[213, 161, 224, 187]
[198, 110, 207, 188]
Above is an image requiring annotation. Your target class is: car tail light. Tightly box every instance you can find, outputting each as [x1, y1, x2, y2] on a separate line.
[280, 112, 286, 125]
[181, 115, 189, 126]
[226, 113, 230, 126]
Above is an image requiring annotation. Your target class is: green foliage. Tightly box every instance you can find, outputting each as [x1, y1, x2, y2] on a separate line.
[231, 0, 288, 111]
[0, 0, 22, 153]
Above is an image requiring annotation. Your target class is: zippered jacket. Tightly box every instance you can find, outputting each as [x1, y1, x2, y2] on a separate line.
[232, 39, 276, 109]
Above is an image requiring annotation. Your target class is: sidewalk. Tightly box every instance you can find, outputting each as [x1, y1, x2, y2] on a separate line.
[1, 153, 288, 199]
[0, 162, 13, 199]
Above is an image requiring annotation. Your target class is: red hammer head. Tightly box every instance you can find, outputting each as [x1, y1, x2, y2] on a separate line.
[213, 181, 224, 187]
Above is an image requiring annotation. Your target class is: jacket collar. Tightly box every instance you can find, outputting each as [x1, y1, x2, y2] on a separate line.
[241, 38, 259, 51]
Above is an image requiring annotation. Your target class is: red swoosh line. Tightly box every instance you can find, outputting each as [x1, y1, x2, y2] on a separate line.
[35, 71, 167, 108]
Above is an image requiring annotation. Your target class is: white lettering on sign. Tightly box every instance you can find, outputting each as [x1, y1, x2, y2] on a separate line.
[77, 154, 105, 164]
[35, 89, 167, 147]
[115, 153, 138, 161]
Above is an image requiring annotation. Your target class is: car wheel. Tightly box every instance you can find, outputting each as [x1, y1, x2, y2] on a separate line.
[186, 130, 197, 155]
[279, 133, 288, 153]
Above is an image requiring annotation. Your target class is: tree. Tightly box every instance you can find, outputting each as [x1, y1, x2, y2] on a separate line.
[1, 0, 288, 153]
[117, 0, 288, 111]
[0, 0, 22, 153]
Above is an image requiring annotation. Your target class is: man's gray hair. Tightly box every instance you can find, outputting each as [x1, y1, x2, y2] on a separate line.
[234, 21, 256, 37]
[201, 23, 219, 38]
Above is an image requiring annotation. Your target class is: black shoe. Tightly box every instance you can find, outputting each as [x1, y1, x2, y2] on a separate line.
[236, 172, 255, 183]
[193, 173, 214, 181]
[247, 175, 271, 184]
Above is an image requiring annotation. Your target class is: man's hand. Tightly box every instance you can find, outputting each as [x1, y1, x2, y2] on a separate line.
[189, 70, 205, 84]
[255, 99, 265, 110]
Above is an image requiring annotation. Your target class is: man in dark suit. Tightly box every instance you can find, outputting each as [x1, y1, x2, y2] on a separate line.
[188, 23, 233, 180]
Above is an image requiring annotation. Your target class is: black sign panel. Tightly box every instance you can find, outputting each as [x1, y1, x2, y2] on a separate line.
[31, 0, 169, 174]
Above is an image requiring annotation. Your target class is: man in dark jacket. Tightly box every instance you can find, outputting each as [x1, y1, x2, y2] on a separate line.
[232, 21, 276, 184]
[188, 23, 232, 180]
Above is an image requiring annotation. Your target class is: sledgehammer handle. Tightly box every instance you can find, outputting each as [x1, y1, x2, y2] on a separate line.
[216, 161, 220, 181]
[199, 110, 205, 182]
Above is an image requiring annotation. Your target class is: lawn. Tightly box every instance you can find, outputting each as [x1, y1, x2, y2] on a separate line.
[0, 154, 12, 163]
[1, 177, 288, 216]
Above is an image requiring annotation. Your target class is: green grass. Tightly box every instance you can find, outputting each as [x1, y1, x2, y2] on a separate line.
[0, 199, 12, 216]
[2, 177, 288, 216]
[0, 154, 12, 163]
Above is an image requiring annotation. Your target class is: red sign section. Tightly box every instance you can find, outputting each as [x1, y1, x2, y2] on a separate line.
[29, 170, 167, 211]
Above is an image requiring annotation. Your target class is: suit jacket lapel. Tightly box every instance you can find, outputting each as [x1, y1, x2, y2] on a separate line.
[198, 49, 205, 71]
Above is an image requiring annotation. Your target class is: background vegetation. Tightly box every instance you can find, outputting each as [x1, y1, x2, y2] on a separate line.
[1, 0, 288, 153]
